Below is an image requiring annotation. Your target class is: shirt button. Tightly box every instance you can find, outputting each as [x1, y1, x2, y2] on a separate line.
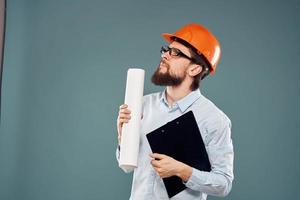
[161, 129, 165, 133]
[176, 121, 179, 125]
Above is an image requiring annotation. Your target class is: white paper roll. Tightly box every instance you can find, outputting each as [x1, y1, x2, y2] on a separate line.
[119, 68, 145, 173]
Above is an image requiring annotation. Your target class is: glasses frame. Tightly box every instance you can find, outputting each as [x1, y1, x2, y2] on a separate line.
[160, 46, 196, 63]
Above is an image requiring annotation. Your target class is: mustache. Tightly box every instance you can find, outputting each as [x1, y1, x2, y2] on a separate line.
[159, 59, 170, 69]
[160, 58, 168, 65]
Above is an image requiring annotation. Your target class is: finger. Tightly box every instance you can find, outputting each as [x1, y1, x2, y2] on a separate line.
[154, 168, 166, 178]
[119, 108, 131, 113]
[119, 104, 128, 109]
[118, 118, 131, 123]
[151, 159, 161, 168]
[160, 174, 168, 178]
[152, 167, 162, 177]
[118, 111, 131, 118]
[118, 118, 130, 124]
[118, 113, 131, 119]
[119, 110, 131, 117]
[152, 165, 163, 174]
[150, 153, 167, 160]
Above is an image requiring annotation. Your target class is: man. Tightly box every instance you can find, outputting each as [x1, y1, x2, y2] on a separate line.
[116, 23, 234, 200]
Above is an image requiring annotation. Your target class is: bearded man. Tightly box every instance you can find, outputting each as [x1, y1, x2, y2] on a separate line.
[116, 23, 234, 200]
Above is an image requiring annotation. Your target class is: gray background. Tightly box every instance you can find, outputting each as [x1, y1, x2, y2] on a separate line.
[1, 0, 299, 199]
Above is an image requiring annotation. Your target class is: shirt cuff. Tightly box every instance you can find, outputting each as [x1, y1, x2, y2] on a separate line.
[183, 168, 209, 190]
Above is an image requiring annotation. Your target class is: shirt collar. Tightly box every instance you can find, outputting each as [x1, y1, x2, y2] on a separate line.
[159, 88, 202, 113]
[160, 88, 168, 106]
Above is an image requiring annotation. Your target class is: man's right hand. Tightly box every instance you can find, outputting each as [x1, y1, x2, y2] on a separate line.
[117, 104, 131, 145]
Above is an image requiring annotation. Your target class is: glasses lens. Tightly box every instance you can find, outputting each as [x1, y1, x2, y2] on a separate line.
[169, 48, 181, 56]
[160, 46, 169, 54]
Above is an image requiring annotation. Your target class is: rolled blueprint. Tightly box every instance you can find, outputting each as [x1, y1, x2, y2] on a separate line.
[119, 68, 145, 173]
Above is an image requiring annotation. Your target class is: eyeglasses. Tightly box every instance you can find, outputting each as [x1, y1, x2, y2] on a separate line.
[160, 46, 195, 62]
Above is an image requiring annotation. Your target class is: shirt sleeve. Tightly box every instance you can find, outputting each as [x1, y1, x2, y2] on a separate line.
[183, 115, 234, 197]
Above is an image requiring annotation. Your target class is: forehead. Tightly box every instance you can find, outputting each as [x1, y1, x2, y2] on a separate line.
[169, 41, 191, 56]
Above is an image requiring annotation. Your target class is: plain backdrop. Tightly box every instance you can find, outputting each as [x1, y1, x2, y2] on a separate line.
[0, 0, 299, 199]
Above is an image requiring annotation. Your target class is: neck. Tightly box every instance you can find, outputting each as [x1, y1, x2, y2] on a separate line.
[165, 80, 193, 106]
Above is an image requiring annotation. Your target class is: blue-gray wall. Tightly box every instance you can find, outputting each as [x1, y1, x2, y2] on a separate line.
[1, 0, 299, 199]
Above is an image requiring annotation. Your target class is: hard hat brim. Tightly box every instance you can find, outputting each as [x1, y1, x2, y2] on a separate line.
[161, 33, 175, 43]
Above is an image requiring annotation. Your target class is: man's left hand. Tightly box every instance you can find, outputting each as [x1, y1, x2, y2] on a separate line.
[150, 153, 192, 181]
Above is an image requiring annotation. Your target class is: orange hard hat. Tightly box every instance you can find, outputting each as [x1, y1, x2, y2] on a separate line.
[162, 23, 221, 74]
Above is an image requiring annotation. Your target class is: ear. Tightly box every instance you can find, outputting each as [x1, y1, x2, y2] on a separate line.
[187, 64, 202, 77]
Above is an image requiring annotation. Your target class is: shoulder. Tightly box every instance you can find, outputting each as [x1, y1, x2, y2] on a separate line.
[195, 94, 230, 123]
[192, 94, 231, 141]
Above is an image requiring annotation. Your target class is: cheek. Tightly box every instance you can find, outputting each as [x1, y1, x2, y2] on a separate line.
[170, 62, 188, 76]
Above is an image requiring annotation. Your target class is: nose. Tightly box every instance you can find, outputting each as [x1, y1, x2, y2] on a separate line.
[161, 51, 171, 60]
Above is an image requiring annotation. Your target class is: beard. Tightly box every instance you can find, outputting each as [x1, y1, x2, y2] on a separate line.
[151, 60, 186, 86]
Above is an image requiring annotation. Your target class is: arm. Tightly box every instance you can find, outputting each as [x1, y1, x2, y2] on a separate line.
[151, 116, 234, 197]
[183, 116, 234, 196]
